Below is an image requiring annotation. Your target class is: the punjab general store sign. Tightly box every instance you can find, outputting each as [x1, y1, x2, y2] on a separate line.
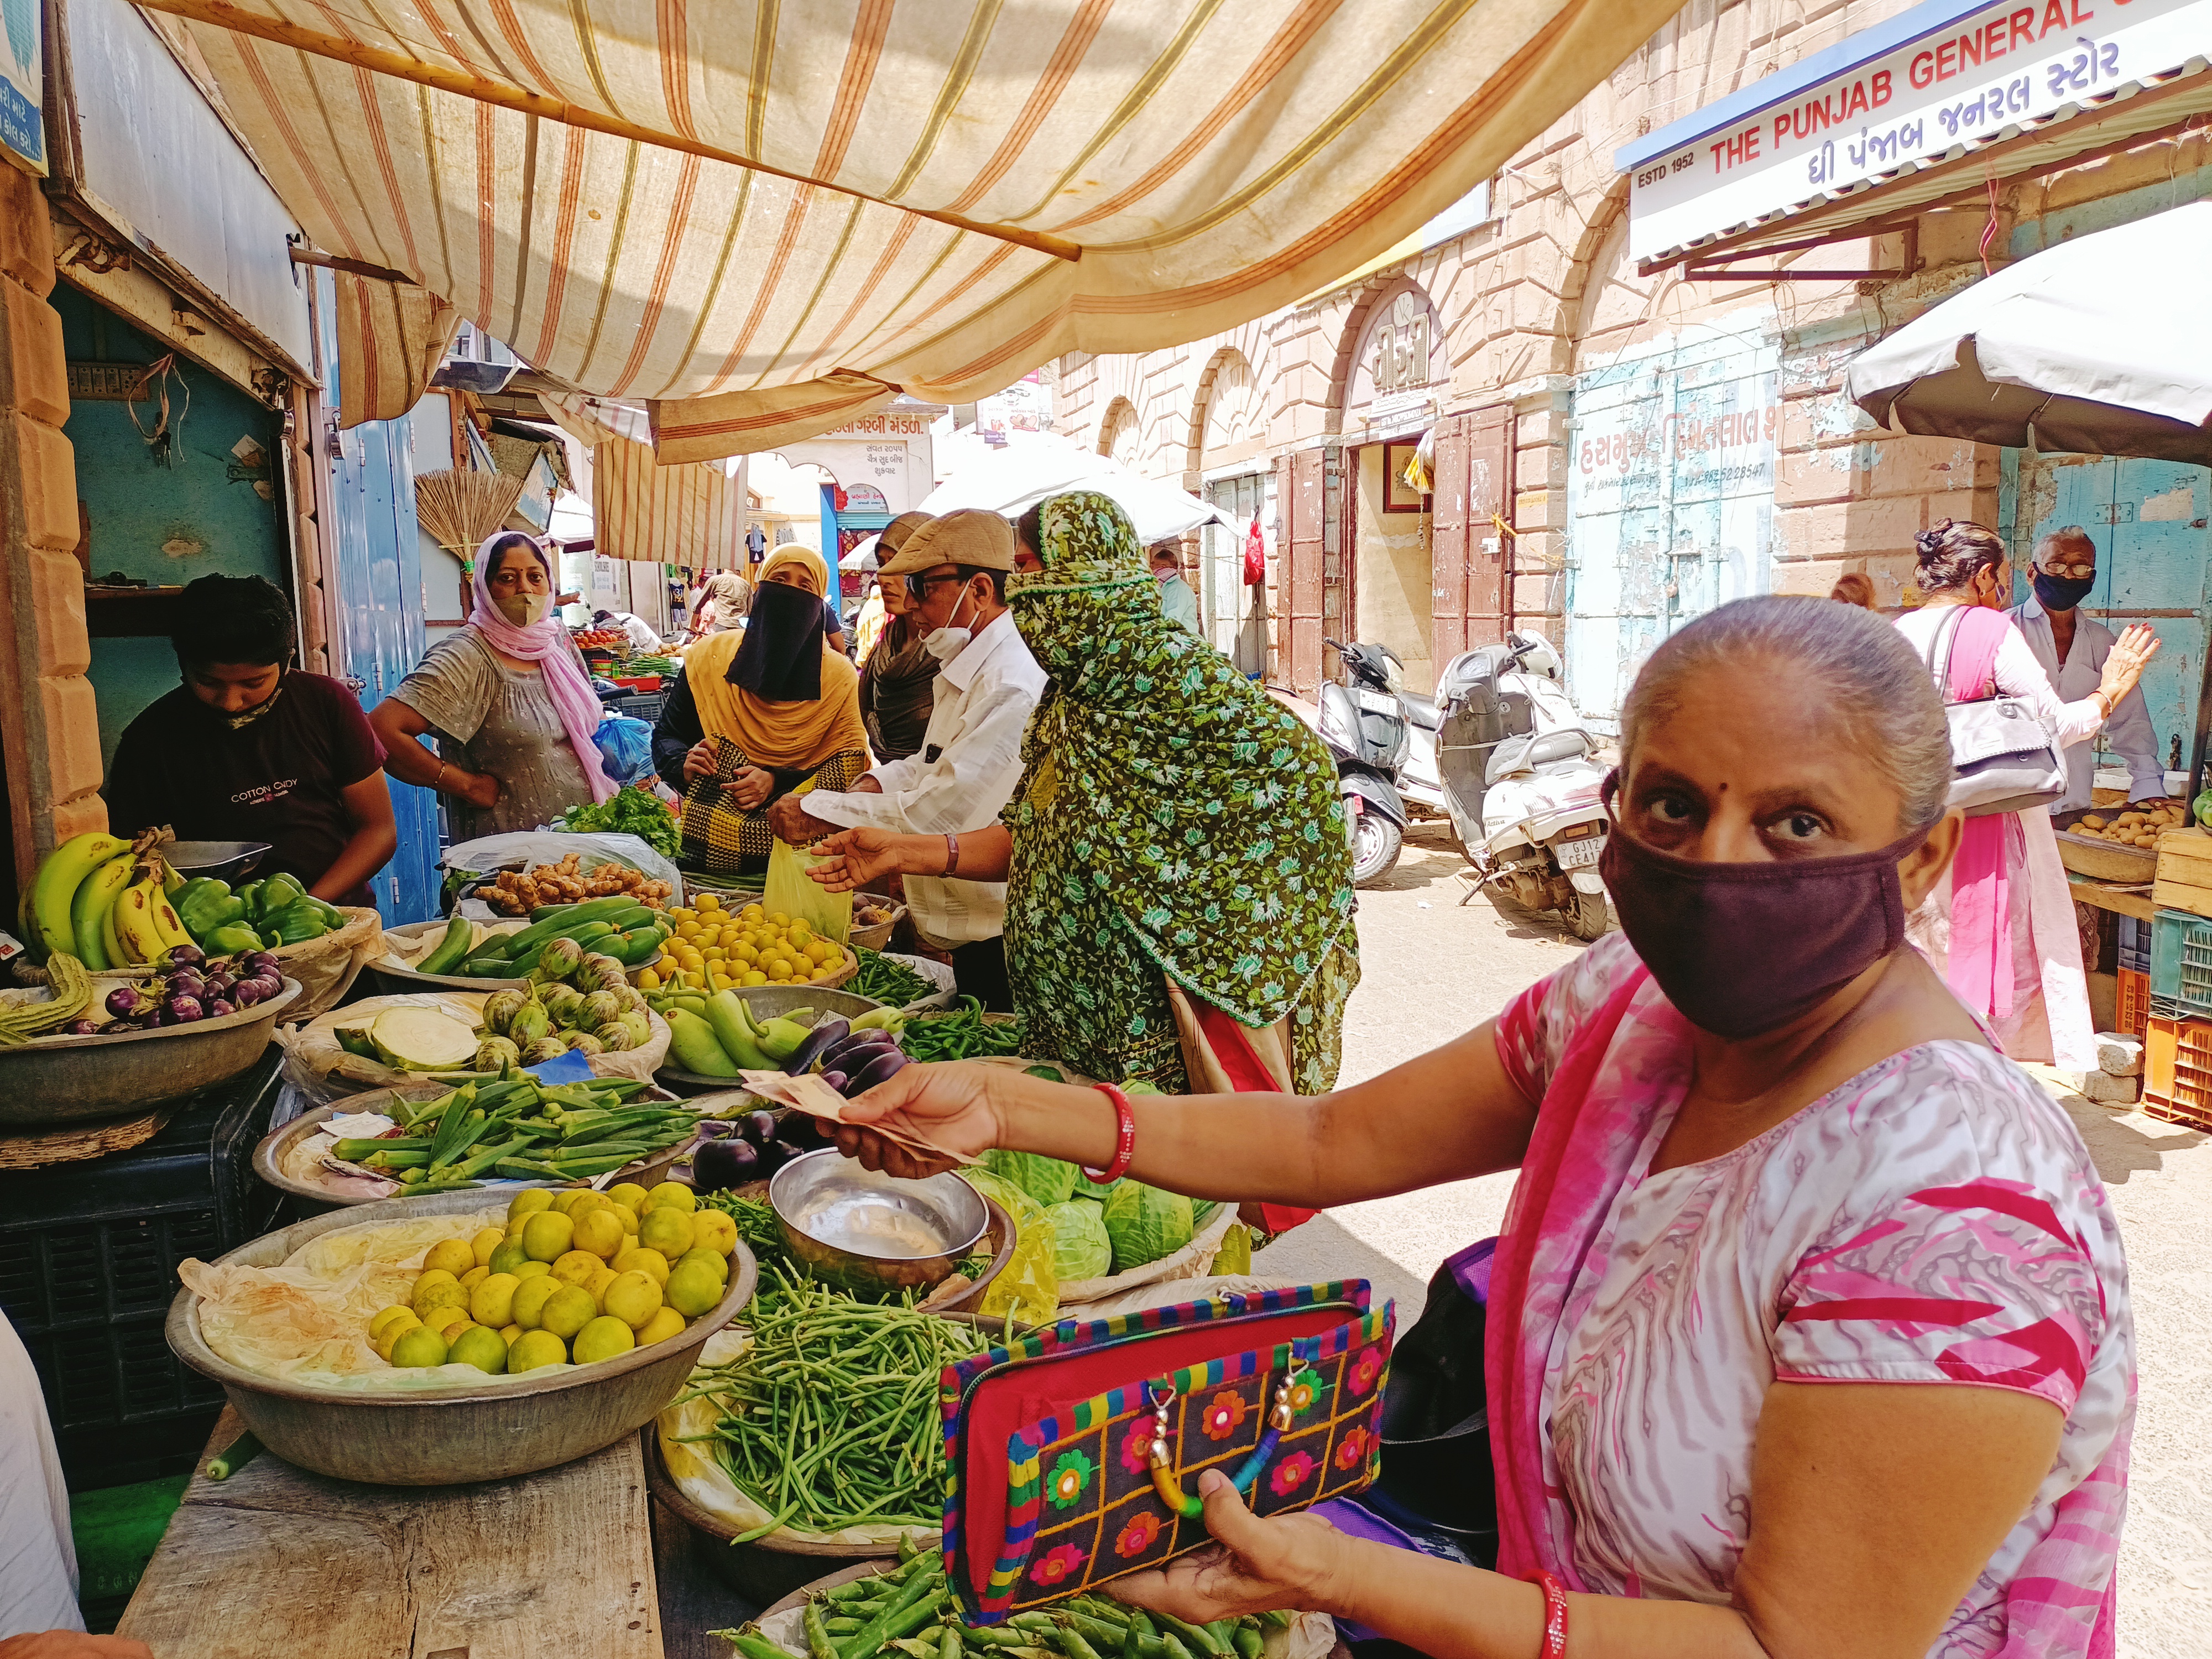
[1618, 0, 2212, 263]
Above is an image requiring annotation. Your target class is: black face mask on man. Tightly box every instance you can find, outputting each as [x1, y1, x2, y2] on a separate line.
[2033, 568, 2096, 612]
[1597, 773, 1928, 1039]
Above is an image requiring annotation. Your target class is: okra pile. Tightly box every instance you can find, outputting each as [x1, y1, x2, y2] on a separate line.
[331, 1075, 696, 1191]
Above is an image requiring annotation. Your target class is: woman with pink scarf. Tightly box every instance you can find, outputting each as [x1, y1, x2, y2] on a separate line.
[1893, 520, 2158, 1072]
[829, 596, 2137, 1659]
[371, 532, 616, 838]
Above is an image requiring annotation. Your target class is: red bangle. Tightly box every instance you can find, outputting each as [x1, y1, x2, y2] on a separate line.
[1531, 1571, 1568, 1659]
[1083, 1083, 1136, 1185]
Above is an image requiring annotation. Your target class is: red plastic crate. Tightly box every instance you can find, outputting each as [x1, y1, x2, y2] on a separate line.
[2117, 967, 2151, 1040]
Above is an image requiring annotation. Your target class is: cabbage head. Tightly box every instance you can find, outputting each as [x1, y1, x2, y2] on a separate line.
[1100, 1180, 1195, 1274]
[980, 1149, 1079, 1209]
[958, 1167, 1060, 1325]
[1043, 1200, 1113, 1281]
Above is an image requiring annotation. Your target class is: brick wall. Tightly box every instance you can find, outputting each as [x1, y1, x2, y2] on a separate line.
[0, 163, 97, 885]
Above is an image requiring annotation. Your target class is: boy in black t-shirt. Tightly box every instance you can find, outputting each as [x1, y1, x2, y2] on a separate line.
[105, 576, 397, 907]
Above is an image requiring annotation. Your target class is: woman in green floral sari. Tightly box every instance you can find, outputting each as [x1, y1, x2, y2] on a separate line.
[807, 492, 1359, 1095]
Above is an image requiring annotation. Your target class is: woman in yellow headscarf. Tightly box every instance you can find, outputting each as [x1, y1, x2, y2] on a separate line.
[652, 546, 870, 876]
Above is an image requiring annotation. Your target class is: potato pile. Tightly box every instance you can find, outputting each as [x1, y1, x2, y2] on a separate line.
[2072, 801, 2185, 847]
[482, 853, 674, 915]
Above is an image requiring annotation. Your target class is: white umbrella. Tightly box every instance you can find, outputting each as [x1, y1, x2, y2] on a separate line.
[919, 433, 1240, 546]
[1845, 201, 2212, 463]
[839, 534, 880, 572]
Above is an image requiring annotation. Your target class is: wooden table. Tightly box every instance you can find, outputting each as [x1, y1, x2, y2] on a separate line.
[2068, 873, 2157, 922]
[117, 1411, 755, 1658]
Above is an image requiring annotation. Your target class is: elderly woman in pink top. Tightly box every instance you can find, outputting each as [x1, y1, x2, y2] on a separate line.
[1893, 519, 2159, 1072]
[830, 594, 2133, 1659]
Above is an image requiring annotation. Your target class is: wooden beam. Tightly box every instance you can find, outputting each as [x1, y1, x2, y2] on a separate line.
[289, 247, 415, 284]
[134, 0, 1082, 264]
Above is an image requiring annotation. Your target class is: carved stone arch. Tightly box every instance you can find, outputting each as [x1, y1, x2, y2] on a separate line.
[1096, 396, 1140, 469]
[1187, 346, 1262, 479]
[1321, 278, 1399, 426]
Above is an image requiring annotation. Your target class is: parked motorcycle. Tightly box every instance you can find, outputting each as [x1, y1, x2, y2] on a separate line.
[1326, 639, 1456, 826]
[1266, 644, 1409, 886]
[1434, 631, 1612, 941]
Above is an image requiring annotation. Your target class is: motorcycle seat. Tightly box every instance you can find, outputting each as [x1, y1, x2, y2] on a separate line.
[1398, 690, 1439, 731]
[1485, 726, 1597, 785]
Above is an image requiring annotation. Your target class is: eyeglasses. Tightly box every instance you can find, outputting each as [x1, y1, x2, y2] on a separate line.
[904, 571, 966, 602]
[2039, 560, 2097, 581]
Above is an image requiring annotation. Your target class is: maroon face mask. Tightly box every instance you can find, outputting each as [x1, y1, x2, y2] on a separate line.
[1597, 773, 1929, 1039]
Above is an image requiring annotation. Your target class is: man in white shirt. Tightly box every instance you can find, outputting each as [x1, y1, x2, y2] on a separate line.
[768, 510, 1045, 1011]
[592, 608, 663, 654]
[1150, 543, 1202, 635]
[2008, 525, 2167, 815]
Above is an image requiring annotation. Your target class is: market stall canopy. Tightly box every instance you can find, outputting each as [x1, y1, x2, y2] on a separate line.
[1846, 201, 2212, 465]
[920, 433, 1237, 546]
[140, 0, 1689, 460]
[593, 434, 746, 566]
[841, 535, 882, 574]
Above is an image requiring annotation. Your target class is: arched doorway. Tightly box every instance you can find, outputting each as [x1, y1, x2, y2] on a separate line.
[1344, 280, 1446, 691]
[1193, 351, 1268, 674]
[1098, 398, 1140, 469]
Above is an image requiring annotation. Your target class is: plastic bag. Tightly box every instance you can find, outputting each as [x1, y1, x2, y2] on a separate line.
[441, 830, 683, 902]
[592, 715, 656, 784]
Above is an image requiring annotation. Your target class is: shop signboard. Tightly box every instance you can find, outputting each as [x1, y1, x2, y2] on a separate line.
[1564, 325, 1779, 728]
[1619, 0, 2212, 263]
[0, 0, 39, 176]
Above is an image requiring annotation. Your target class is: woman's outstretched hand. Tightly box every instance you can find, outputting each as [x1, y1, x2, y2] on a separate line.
[805, 827, 909, 892]
[2100, 623, 2162, 703]
[832, 1060, 1005, 1177]
[1108, 1471, 1349, 1623]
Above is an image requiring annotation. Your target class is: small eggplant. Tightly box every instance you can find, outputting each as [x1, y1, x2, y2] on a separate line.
[782, 1015, 850, 1076]
[819, 1070, 849, 1095]
[204, 973, 236, 1001]
[821, 1032, 900, 1071]
[65, 1019, 102, 1036]
[207, 999, 237, 1020]
[692, 1136, 761, 1192]
[245, 952, 281, 978]
[229, 978, 264, 1008]
[166, 995, 206, 1024]
[165, 943, 205, 968]
[696, 1120, 738, 1140]
[106, 985, 147, 1020]
[744, 1109, 780, 1145]
[167, 972, 207, 1003]
[846, 1049, 910, 1094]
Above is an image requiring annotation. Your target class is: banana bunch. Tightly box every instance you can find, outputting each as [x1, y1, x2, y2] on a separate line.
[25, 832, 194, 972]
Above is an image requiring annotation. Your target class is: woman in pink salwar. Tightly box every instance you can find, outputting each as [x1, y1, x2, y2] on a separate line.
[838, 596, 2135, 1659]
[1893, 520, 2159, 1072]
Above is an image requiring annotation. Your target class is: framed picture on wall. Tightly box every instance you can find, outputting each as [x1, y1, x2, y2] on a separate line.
[1383, 439, 1427, 512]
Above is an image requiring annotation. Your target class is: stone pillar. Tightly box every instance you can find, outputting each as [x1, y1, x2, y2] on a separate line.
[0, 165, 97, 889]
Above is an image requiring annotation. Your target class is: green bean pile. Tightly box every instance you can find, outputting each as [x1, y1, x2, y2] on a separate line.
[899, 998, 1025, 1062]
[849, 946, 938, 1006]
[677, 1260, 987, 1537]
[717, 1548, 1293, 1659]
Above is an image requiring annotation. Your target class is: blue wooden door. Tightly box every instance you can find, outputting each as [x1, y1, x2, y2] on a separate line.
[315, 270, 440, 924]
[2020, 453, 2211, 787]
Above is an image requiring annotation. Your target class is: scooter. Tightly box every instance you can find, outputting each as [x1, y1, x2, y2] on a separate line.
[1434, 631, 1612, 941]
[1326, 639, 1455, 825]
[1266, 650, 1409, 888]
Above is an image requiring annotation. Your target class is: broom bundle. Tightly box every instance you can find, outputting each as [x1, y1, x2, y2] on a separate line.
[414, 468, 527, 572]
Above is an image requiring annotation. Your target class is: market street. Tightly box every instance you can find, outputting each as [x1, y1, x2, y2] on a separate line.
[1259, 823, 2212, 1659]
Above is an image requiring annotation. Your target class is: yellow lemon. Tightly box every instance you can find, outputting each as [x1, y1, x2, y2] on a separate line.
[646, 1181, 697, 1214]
[411, 1267, 458, 1300]
[551, 1249, 602, 1288]
[741, 903, 764, 921]
[568, 1189, 613, 1218]
[744, 970, 768, 986]
[640, 1207, 696, 1259]
[371, 1319, 419, 1362]
[521, 1211, 575, 1262]
[512, 1259, 552, 1280]
[637, 1306, 688, 1345]
[413, 1279, 467, 1318]
[469, 1272, 521, 1328]
[619, 1206, 640, 1236]
[449, 1325, 509, 1374]
[458, 1265, 489, 1292]
[431, 1311, 477, 1345]
[690, 1210, 739, 1258]
[573, 1207, 627, 1260]
[765, 959, 791, 982]
[507, 1188, 554, 1223]
[697, 893, 722, 912]
[424, 1238, 476, 1279]
[498, 1324, 523, 1345]
[388, 1326, 450, 1368]
[613, 1246, 670, 1285]
[665, 1259, 723, 1318]
[637, 968, 661, 991]
[677, 1248, 731, 1287]
[508, 1330, 568, 1373]
[607, 1182, 650, 1212]
[602, 1270, 664, 1331]
[488, 1239, 531, 1277]
[549, 1189, 588, 1215]
[572, 1314, 636, 1365]
[770, 911, 790, 927]
[511, 1274, 562, 1331]
[469, 1227, 506, 1267]
[367, 1304, 416, 1342]
[540, 1284, 598, 1340]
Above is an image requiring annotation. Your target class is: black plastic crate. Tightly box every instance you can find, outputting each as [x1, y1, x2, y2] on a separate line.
[611, 691, 668, 723]
[1, 1050, 284, 1489]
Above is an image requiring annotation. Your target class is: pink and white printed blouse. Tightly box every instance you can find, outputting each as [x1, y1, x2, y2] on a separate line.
[1494, 933, 2134, 1657]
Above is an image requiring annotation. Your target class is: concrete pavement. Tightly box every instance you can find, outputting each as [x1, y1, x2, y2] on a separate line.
[1253, 823, 2212, 1655]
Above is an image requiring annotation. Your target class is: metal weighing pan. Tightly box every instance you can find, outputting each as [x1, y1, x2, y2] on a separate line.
[164, 840, 273, 881]
[364, 917, 530, 994]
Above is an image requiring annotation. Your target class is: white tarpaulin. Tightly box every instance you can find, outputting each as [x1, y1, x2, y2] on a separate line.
[921, 434, 1237, 545]
[1846, 201, 2212, 464]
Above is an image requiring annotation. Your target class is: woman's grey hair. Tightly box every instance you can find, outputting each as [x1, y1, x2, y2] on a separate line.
[1621, 595, 1953, 833]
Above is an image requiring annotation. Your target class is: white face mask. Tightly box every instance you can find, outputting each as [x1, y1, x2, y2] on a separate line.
[922, 583, 979, 664]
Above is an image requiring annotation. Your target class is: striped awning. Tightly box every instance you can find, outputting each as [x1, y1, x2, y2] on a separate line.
[331, 270, 458, 429]
[592, 434, 744, 568]
[144, 0, 1687, 458]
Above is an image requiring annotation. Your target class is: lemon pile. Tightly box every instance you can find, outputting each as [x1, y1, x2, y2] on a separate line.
[367, 1181, 736, 1374]
[634, 894, 846, 993]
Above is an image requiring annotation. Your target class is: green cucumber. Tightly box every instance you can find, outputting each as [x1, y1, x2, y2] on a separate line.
[415, 915, 474, 977]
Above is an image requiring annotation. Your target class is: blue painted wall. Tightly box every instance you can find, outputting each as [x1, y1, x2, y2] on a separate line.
[56, 283, 288, 775]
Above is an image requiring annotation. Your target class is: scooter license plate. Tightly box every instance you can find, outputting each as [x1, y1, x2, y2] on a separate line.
[1556, 833, 1605, 869]
[1354, 687, 1397, 715]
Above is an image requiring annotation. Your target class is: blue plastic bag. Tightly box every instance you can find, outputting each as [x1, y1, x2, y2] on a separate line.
[592, 715, 655, 784]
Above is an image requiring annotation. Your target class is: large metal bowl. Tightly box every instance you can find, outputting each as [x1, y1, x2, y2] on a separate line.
[0, 977, 303, 1126]
[769, 1147, 988, 1296]
[165, 839, 273, 881]
[166, 1187, 757, 1486]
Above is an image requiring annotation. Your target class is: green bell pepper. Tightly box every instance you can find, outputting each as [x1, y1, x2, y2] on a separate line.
[254, 874, 306, 924]
[202, 923, 265, 958]
[266, 900, 331, 947]
[179, 891, 248, 942]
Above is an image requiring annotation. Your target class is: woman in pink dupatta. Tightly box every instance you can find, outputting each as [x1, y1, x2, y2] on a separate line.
[1893, 520, 2160, 1072]
[834, 596, 2136, 1659]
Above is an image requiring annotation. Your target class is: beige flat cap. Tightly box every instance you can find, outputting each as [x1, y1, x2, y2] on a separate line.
[877, 511, 934, 556]
[878, 508, 1016, 576]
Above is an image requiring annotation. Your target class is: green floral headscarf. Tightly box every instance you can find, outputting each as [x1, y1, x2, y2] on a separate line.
[1003, 492, 1355, 1037]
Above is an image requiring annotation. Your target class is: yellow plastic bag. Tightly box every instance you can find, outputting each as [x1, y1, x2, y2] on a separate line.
[959, 1166, 1060, 1327]
[764, 790, 852, 945]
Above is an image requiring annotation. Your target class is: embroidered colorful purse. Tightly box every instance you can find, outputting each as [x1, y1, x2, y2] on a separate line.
[940, 1281, 1394, 1622]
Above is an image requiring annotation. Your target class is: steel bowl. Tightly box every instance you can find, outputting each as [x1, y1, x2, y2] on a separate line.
[768, 1147, 988, 1296]
[166, 1187, 757, 1486]
[164, 840, 273, 881]
[363, 917, 529, 995]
